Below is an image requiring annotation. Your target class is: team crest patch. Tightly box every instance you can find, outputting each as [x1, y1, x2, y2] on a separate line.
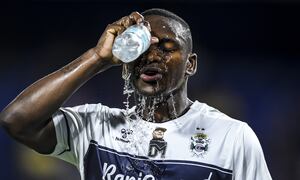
[190, 132, 211, 157]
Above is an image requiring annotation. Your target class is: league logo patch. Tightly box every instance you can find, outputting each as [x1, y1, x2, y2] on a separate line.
[148, 127, 167, 158]
[190, 132, 211, 157]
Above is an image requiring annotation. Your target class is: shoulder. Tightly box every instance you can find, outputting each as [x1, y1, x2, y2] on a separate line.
[62, 103, 109, 113]
[54, 103, 125, 128]
[61, 103, 123, 117]
[194, 102, 261, 149]
[191, 101, 246, 130]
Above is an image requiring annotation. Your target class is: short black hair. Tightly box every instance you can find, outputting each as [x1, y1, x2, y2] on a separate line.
[142, 8, 193, 53]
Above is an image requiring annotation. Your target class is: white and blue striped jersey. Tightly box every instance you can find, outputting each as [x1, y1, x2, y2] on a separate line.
[49, 101, 272, 180]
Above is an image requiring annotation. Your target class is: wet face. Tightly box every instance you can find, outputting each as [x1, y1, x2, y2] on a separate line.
[128, 15, 191, 97]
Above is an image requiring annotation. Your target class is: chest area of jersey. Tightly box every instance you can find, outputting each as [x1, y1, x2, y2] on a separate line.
[107, 123, 217, 159]
[83, 140, 232, 180]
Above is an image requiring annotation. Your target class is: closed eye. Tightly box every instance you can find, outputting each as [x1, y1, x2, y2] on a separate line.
[159, 38, 179, 52]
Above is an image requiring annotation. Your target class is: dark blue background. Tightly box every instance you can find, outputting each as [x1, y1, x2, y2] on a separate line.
[0, 1, 299, 179]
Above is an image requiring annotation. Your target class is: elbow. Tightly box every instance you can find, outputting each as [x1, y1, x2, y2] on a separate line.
[0, 109, 26, 139]
[0, 110, 13, 132]
[0, 110, 56, 155]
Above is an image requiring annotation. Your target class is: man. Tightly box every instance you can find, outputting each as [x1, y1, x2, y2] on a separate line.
[0, 8, 271, 180]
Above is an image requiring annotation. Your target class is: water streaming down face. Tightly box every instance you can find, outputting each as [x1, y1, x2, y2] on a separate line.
[132, 94, 166, 122]
[120, 20, 182, 154]
[169, 93, 178, 119]
[122, 57, 178, 123]
[167, 19, 191, 51]
[122, 65, 134, 120]
[123, 83, 177, 123]
[121, 84, 179, 175]
[122, 74, 179, 155]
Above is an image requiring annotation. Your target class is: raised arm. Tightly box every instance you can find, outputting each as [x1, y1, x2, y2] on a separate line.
[0, 12, 144, 154]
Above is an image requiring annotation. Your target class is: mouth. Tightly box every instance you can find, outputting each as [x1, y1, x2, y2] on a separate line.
[139, 67, 163, 83]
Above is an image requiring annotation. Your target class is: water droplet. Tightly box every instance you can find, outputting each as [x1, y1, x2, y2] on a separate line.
[163, 63, 169, 73]
[170, 93, 178, 119]
[123, 72, 134, 121]
[122, 77, 178, 156]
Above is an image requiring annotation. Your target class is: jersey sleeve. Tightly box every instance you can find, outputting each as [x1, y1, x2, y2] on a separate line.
[232, 123, 272, 180]
[47, 103, 122, 167]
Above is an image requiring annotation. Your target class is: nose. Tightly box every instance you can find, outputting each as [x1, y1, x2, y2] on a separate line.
[143, 46, 162, 63]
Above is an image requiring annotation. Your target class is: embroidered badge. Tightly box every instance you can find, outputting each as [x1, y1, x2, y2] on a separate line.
[190, 132, 211, 157]
[148, 127, 167, 158]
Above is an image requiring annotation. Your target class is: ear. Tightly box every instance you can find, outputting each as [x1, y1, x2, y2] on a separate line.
[185, 53, 197, 76]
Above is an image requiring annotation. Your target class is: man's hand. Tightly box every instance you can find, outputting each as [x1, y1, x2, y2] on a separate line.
[0, 12, 159, 154]
[93, 12, 145, 66]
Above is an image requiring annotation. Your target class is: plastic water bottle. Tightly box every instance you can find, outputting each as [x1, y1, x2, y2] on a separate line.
[112, 24, 151, 63]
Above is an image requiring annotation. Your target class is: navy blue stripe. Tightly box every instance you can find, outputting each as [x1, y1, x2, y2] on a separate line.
[89, 140, 233, 174]
[57, 110, 71, 155]
[90, 140, 149, 160]
[155, 159, 233, 174]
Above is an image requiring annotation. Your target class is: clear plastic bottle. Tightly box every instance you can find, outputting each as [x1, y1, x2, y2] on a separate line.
[112, 24, 151, 63]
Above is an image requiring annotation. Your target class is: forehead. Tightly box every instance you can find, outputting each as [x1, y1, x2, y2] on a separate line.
[144, 15, 187, 43]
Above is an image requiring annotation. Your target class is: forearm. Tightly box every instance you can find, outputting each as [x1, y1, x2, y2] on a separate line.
[0, 48, 110, 137]
[0, 11, 145, 153]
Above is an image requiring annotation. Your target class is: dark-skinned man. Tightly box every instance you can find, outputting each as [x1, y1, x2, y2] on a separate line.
[0, 8, 272, 180]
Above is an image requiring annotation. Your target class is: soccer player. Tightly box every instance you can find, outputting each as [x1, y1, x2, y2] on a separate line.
[0, 8, 272, 179]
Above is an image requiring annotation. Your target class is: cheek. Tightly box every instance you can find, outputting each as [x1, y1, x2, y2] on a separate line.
[165, 63, 186, 88]
[165, 52, 181, 63]
[164, 52, 185, 75]
[165, 55, 186, 74]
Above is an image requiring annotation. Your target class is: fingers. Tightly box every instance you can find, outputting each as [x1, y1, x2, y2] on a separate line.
[142, 21, 151, 31]
[114, 11, 144, 28]
[106, 11, 144, 38]
[127, 12, 159, 45]
[106, 24, 126, 36]
[94, 12, 147, 65]
[151, 36, 159, 44]
[122, 12, 158, 45]
[129, 11, 144, 24]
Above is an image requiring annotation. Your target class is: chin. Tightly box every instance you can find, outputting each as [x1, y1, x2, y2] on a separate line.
[134, 87, 163, 97]
[133, 80, 165, 97]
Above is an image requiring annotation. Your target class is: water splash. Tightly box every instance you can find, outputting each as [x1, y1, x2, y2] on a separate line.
[148, 96, 158, 122]
[122, 64, 134, 120]
[122, 83, 152, 155]
[135, 94, 164, 122]
[136, 95, 147, 118]
[166, 19, 191, 45]
[122, 71, 178, 156]
[169, 93, 178, 119]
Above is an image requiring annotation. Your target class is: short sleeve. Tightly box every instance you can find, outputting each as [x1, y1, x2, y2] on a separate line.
[232, 123, 272, 179]
[48, 104, 108, 166]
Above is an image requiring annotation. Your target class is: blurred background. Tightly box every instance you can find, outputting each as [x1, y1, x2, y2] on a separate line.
[0, 0, 299, 179]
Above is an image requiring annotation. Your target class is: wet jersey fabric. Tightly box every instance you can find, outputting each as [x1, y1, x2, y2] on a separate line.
[49, 101, 272, 180]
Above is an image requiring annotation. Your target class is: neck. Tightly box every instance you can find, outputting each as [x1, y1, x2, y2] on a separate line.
[135, 83, 192, 123]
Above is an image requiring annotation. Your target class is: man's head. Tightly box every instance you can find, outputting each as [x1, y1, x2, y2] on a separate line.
[128, 8, 197, 97]
[142, 8, 193, 53]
